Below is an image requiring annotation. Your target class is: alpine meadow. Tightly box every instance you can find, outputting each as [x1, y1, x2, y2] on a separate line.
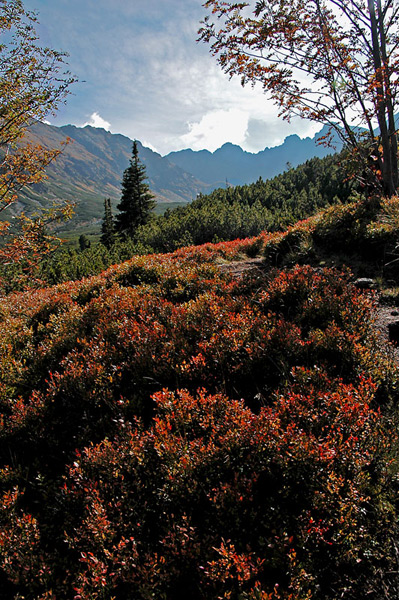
[1, 1, 399, 599]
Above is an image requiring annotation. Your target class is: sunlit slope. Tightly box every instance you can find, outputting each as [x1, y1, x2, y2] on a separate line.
[7, 121, 208, 224]
[0, 197, 398, 598]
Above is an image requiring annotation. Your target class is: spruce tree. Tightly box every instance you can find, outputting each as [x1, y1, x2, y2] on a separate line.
[100, 197, 116, 249]
[78, 234, 90, 251]
[115, 141, 155, 239]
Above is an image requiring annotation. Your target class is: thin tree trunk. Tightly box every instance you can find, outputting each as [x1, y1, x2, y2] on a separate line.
[377, 0, 398, 193]
[368, 0, 396, 196]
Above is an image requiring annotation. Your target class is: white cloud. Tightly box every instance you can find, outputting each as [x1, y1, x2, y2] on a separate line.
[180, 109, 249, 152]
[142, 140, 160, 154]
[82, 112, 111, 131]
[29, 0, 327, 155]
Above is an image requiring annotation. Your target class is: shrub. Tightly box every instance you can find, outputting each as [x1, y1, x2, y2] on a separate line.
[0, 245, 397, 598]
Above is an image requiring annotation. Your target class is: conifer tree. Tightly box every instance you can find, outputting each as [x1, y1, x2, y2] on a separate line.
[78, 234, 90, 251]
[115, 141, 155, 239]
[100, 197, 115, 249]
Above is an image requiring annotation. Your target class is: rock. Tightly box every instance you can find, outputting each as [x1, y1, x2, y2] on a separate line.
[388, 320, 399, 343]
[354, 278, 375, 290]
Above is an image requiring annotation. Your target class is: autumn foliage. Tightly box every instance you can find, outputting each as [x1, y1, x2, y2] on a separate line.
[200, 0, 399, 195]
[0, 0, 74, 287]
[0, 236, 398, 599]
[1, 1, 398, 595]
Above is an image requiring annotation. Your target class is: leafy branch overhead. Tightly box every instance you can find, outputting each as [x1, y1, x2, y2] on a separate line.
[0, 0, 76, 284]
[200, 0, 399, 196]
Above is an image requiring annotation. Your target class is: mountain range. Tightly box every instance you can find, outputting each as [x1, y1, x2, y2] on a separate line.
[166, 129, 341, 187]
[13, 120, 341, 228]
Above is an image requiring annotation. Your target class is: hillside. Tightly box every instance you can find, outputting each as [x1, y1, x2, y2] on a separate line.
[134, 152, 354, 254]
[8, 122, 342, 229]
[2, 1, 399, 596]
[19, 152, 354, 286]
[0, 195, 399, 598]
[12, 121, 208, 225]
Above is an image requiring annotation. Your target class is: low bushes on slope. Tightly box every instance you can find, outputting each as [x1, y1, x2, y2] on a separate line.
[0, 241, 397, 599]
[233, 195, 399, 284]
[4, 152, 352, 291]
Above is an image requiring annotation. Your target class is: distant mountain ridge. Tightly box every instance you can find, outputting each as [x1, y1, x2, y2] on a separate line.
[16, 121, 208, 226]
[12, 121, 342, 228]
[166, 127, 342, 187]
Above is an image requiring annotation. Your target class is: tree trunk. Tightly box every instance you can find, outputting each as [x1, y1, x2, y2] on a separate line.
[368, 0, 397, 196]
[377, 0, 399, 193]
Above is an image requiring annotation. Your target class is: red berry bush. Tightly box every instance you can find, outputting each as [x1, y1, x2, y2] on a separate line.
[0, 242, 397, 599]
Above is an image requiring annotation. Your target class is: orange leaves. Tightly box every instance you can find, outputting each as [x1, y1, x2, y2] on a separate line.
[200, 0, 399, 195]
[0, 142, 62, 208]
[205, 539, 265, 585]
[0, 2, 75, 290]
[0, 486, 49, 588]
[0, 245, 397, 597]
[153, 388, 254, 447]
[61, 371, 392, 598]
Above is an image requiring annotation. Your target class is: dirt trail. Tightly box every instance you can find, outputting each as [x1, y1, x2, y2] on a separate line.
[218, 258, 265, 278]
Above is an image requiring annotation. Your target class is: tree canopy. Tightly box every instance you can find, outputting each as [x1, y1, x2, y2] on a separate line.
[199, 0, 399, 196]
[0, 0, 75, 286]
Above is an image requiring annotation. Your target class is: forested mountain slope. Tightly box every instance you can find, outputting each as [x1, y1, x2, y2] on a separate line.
[21, 151, 355, 286]
[9, 121, 208, 224]
[7, 121, 342, 228]
[134, 152, 354, 253]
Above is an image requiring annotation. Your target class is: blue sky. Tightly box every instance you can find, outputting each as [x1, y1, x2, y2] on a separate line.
[23, 0, 321, 155]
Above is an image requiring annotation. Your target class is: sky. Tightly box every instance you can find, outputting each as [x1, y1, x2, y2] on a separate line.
[22, 0, 322, 156]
